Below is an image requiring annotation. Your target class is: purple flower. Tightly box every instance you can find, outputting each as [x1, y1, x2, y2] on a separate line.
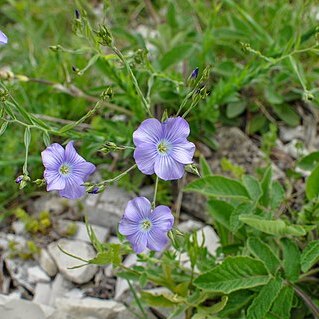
[0, 31, 7, 45]
[191, 67, 199, 79]
[119, 197, 174, 253]
[15, 175, 23, 184]
[41, 141, 96, 199]
[133, 117, 195, 180]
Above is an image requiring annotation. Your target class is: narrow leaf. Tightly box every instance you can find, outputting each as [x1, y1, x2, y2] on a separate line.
[300, 240, 319, 272]
[306, 164, 319, 200]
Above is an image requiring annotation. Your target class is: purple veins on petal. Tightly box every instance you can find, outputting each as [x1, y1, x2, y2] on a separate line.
[41, 141, 96, 199]
[0, 31, 7, 45]
[119, 197, 174, 254]
[133, 117, 195, 181]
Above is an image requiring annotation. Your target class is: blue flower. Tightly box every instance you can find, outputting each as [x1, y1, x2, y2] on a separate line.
[0, 31, 7, 45]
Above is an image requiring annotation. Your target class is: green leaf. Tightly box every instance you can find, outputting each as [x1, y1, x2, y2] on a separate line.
[239, 215, 306, 236]
[230, 202, 254, 232]
[140, 290, 176, 307]
[300, 240, 319, 272]
[259, 167, 272, 207]
[194, 256, 270, 294]
[219, 290, 254, 317]
[247, 277, 283, 319]
[226, 101, 246, 118]
[269, 181, 285, 210]
[306, 163, 319, 200]
[159, 43, 194, 70]
[272, 103, 300, 126]
[200, 155, 212, 177]
[42, 132, 50, 147]
[247, 237, 280, 274]
[281, 238, 300, 282]
[194, 296, 228, 318]
[268, 285, 294, 319]
[297, 152, 319, 171]
[185, 176, 250, 199]
[207, 199, 234, 231]
[0, 121, 8, 136]
[242, 175, 262, 202]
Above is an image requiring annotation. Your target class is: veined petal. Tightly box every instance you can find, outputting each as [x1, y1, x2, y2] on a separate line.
[0, 31, 7, 44]
[147, 228, 169, 251]
[41, 143, 64, 170]
[64, 141, 86, 164]
[134, 143, 157, 175]
[59, 175, 85, 199]
[124, 197, 151, 222]
[44, 170, 65, 191]
[133, 118, 162, 146]
[151, 205, 174, 231]
[119, 218, 140, 236]
[127, 231, 148, 254]
[154, 156, 185, 180]
[72, 161, 96, 179]
[171, 140, 195, 164]
[162, 117, 190, 143]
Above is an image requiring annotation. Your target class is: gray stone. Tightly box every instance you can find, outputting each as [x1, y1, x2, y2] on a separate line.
[31, 194, 69, 215]
[48, 239, 97, 284]
[27, 266, 51, 284]
[52, 297, 130, 319]
[49, 274, 74, 307]
[177, 220, 203, 233]
[33, 282, 52, 305]
[84, 186, 132, 233]
[12, 221, 25, 235]
[280, 125, 305, 142]
[38, 249, 58, 277]
[72, 222, 110, 244]
[281, 139, 308, 159]
[196, 226, 220, 256]
[0, 298, 46, 319]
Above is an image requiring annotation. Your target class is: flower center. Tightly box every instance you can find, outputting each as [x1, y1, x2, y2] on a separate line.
[59, 164, 71, 176]
[157, 140, 171, 155]
[140, 219, 152, 232]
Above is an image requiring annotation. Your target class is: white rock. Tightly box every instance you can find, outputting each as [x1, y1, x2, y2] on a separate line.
[282, 139, 308, 159]
[38, 249, 58, 277]
[48, 239, 97, 284]
[0, 298, 46, 319]
[280, 125, 305, 142]
[33, 282, 52, 305]
[53, 297, 129, 319]
[63, 288, 84, 299]
[12, 221, 25, 235]
[177, 220, 203, 233]
[72, 222, 110, 243]
[49, 274, 74, 307]
[27, 266, 51, 284]
[85, 186, 132, 233]
[196, 226, 220, 256]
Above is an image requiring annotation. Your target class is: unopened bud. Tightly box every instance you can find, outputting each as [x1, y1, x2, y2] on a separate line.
[75, 9, 80, 19]
[185, 164, 200, 177]
[95, 25, 113, 47]
[190, 67, 199, 79]
[100, 88, 113, 100]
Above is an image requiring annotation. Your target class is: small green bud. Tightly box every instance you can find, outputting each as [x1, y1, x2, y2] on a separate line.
[95, 25, 113, 47]
[33, 178, 46, 186]
[0, 88, 9, 102]
[100, 88, 113, 100]
[185, 163, 200, 177]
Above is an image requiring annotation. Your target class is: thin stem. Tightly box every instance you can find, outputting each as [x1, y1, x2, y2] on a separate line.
[111, 45, 152, 117]
[152, 176, 159, 209]
[127, 279, 148, 319]
[292, 284, 319, 318]
[101, 164, 137, 185]
[299, 267, 319, 279]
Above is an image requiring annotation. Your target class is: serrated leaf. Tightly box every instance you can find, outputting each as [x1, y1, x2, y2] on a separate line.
[194, 256, 270, 294]
[247, 277, 283, 319]
[185, 176, 250, 199]
[269, 285, 294, 319]
[270, 181, 285, 209]
[297, 152, 319, 171]
[281, 238, 300, 282]
[242, 175, 262, 202]
[247, 237, 280, 274]
[300, 240, 319, 272]
[239, 216, 306, 236]
[207, 199, 234, 231]
[259, 167, 272, 207]
[305, 164, 319, 200]
[230, 202, 254, 232]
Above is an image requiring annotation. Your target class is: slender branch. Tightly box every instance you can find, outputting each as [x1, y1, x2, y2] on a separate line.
[101, 164, 137, 185]
[292, 284, 319, 318]
[152, 176, 159, 209]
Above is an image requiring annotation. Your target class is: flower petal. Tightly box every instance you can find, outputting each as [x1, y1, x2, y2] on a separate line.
[119, 218, 140, 236]
[0, 31, 7, 44]
[59, 175, 86, 199]
[162, 117, 190, 143]
[134, 143, 157, 175]
[133, 118, 162, 146]
[44, 170, 66, 191]
[154, 156, 185, 180]
[124, 197, 151, 222]
[150, 205, 174, 231]
[126, 231, 148, 253]
[72, 161, 96, 180]
[171, 140, 195, 164]
[64, 141, 86, 164]
[41, 143, 65, 170]
[147, 228, 169, 251]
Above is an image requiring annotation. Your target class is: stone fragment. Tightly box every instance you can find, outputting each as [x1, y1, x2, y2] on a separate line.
[27, 266, 51, 284]
[33, 282, 52, 305]
[38, 249, 58, 277]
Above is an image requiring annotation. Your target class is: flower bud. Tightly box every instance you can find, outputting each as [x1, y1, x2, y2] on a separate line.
[95, 25, 113, 47]
[185, 164, 200, 177]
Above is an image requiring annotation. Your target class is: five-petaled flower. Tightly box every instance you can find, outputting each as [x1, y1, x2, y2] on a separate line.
[119, 197, 174, 253]
[0, 31, 7, 45]
[133, 117, 195, 180]
[41, 141, 96, 199]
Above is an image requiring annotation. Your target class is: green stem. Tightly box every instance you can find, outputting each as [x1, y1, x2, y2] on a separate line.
[111, 46, 152, 117]
[101, 164, 137, 185]
[292, 284, 319, 318]
[152, 176, 159, 209]
[127, 279, 148, 319]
